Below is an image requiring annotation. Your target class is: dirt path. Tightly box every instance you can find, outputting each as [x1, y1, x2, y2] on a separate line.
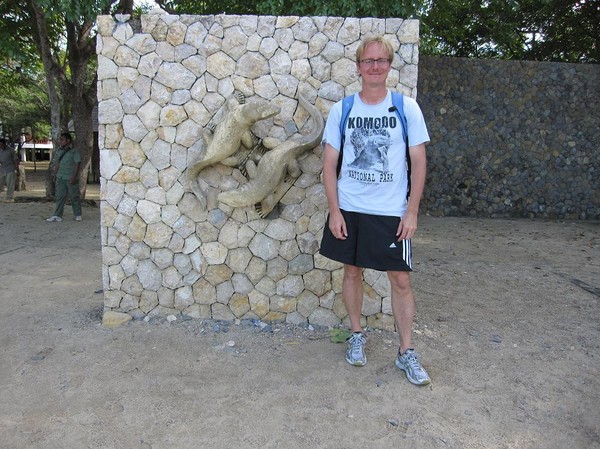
[0, 197, 598, 449]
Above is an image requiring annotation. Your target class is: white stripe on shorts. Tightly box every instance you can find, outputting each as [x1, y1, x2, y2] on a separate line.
[402, 239, 412, 269]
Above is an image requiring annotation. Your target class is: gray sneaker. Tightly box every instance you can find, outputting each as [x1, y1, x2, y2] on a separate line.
[346, 332, 367, 366]
[395, 349, 431, 385]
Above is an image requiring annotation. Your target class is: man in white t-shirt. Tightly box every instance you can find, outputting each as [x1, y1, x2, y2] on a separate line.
[320, 35, 431, 385]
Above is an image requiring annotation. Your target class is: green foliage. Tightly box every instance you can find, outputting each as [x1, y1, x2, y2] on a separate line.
[0, 64, 51, 140]
[329, 328, 352, 343]
[0, 0, 121, 121]
[35, 0, 114, 23]
[134, 1, 157, 14]
[520, 0, 599, 63]
[422, 0, 599, 63]
[0, 2, 39, 66]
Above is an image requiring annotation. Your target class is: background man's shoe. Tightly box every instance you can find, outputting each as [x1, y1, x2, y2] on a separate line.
[46, 216, 62, 222]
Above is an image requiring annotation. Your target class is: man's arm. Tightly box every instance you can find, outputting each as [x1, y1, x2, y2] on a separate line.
[71, 150, 81, 185]
[397, 143, 427, 240]
[71, 162, 81, 185]
[323, 143, 347, 240]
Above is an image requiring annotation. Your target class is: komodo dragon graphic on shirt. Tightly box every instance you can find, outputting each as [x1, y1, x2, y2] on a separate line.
[348, 128, 392, 173]
[186, 93, 280, 209]
[217, 94, 324, 217]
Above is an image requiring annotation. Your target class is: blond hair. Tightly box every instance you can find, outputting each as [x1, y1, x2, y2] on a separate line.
[355, 36, 394, 63]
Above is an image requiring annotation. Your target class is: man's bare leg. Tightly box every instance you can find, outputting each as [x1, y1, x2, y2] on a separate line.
[343, 264, 364, 332]
[388, 270, 415, 353]
[388, 270, 430, 384]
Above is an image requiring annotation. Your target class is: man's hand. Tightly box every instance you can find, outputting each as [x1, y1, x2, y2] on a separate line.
[397, 210, 418, 241]
[328, 209, 348, 240]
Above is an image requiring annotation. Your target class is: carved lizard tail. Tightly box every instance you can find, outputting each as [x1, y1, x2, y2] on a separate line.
[296, 94, 325, 150]
[187, 162, 208, 210]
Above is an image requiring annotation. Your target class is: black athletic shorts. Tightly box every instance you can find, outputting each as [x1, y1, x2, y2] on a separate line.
[319, 209, 412, 272]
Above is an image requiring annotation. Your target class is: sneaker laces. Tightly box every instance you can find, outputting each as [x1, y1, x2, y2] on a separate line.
[403, 350, 425, 374]
[348, 333, 366, 356]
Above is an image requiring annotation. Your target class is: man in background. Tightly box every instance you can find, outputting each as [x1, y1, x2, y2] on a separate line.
[46, 133, 82, 222]
[0, 138, 19, 203]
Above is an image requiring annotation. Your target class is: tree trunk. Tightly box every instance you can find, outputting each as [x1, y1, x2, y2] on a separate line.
[27, 0, 62, 198]
[71, 95, 94, 199]
[63, 16, 97, 200]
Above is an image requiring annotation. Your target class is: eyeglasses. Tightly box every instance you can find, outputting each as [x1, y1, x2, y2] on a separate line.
[359, 58, 391, 67]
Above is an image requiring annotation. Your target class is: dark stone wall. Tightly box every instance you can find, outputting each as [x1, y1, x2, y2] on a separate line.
[417, 56, 599, 219]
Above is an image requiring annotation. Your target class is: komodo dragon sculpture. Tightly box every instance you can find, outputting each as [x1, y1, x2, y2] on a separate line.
[187, 93, 280, 209]
[218, 94, 324, 217]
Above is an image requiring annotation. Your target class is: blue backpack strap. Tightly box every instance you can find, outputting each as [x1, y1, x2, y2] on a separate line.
[336, 94, 355, 177]
[391, 92, 412, 199]
[339, 94, 355, 137]
[390, 92, 407, 143]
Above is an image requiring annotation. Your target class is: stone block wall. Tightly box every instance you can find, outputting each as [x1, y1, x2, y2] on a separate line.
[418, 56, 599, 219]
[97, 12, 421, 328]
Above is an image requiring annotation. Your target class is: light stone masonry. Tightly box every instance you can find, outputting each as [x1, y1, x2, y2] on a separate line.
[98, 12, 421, 330]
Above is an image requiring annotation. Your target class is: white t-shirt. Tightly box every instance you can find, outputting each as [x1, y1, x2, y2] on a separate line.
[322, 90, 430, 217]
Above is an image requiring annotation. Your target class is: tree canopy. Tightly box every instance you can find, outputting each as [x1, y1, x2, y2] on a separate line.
[422, 0, 599, 63]
[0, 0, 134, 196]
[0, 61, 51, 141]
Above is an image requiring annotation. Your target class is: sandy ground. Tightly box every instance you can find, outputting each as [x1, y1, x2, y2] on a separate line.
[0, 168, 599, 449]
